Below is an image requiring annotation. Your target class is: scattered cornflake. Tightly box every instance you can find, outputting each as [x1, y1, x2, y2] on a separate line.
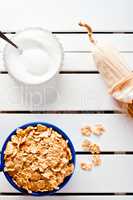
[89, 143, 101, 154]
[93, 124, 106, 136]
[80, 123, 105, 171]
[92, 155, 102, 166]
[81, 126, 92, 136]
[81, 139, 91, 151]
[80, 162, 93, 171]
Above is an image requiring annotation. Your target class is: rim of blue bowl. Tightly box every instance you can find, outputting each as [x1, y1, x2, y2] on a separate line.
[0, 121, 76, 196]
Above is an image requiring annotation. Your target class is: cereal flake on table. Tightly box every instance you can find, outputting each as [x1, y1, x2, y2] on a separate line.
[80, 162, 93, 171]
[81, 126, 92, 136]
[80, 124, 102, 171]
[92, 124, 106, 136]
[92, 155, 102, 166]
[81, 139, 91, 151]
[89, 143, 101, 154]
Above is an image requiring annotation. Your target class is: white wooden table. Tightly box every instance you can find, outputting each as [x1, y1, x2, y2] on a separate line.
[0, 0, 133, 199]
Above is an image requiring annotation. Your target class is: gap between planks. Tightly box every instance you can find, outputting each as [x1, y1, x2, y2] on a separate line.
[0, 110, 121, 114]
[1, 192, 133, 196]
[0, 151, 130, 154]
[0, 71, 100, 74]
[2, 31, 133, 34]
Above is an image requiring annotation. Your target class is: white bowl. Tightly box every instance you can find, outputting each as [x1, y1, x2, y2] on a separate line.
[3, 28, 64, 85]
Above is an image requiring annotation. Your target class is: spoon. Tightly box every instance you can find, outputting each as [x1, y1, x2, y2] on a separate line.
[0, 31, 22, 54]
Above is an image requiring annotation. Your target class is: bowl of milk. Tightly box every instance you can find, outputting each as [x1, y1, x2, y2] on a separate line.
[3, 28, 63, 85]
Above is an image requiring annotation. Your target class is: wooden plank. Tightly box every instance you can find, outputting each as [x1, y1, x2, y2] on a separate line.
[0, 0, 132, 31]
[57, 34, 133, 52]
[1, 34, 133, 52]
[0, 196, 132, 200]
[0, 34, 133, 73]
[0, 52, 95, 72]
[0, 74, 117, 111]
[62, 52, 133, 72]
[1, 155, 133, 193]
[0, 114, 133, 152]
[1, 52, 133, 72]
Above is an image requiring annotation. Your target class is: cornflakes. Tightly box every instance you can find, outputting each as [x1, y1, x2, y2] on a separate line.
[92, 155, 102, 166]
[89, 143, 101, 154]
[93, 124, 106, 136]
[4, 124, 74, 192]
[80, 162, 93, 171]
[81, 126, 92, 136]
[81, 139, 91, 151]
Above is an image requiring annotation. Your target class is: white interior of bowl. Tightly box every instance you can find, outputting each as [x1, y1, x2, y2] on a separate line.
[3, 28, 63, 85]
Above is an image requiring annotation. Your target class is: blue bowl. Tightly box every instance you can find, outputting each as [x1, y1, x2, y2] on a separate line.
[0, 122, 76, 196]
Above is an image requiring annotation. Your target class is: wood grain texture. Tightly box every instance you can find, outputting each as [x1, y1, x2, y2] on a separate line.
[0, 0, 132, 31]
[0, 114, 133, 152]
[1, 155, 133, 193]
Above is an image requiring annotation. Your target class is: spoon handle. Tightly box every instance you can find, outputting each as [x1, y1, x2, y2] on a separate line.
[0, 31, 19, 49]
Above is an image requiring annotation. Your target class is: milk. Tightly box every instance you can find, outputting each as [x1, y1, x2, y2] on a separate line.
[4, 28, 63, 85]
[20, 48, 50, 76]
